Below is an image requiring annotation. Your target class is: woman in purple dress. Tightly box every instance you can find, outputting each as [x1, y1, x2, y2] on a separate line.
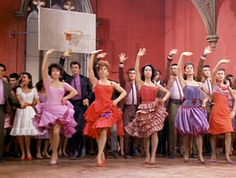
[34, 49, 78, 164]
[175, 52, 209, 163]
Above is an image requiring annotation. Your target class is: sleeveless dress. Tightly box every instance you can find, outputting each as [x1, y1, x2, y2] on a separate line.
[125, 85, 168, 138]
[10, 87, 39, 136]
[84, 84, 123, 138]
[175, 85, 209, 136]
[33, 80, 77, 138]
[209, 85, 233, 134]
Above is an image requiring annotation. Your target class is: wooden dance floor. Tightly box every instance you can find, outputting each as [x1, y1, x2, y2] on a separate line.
[0, 156, 236, 178]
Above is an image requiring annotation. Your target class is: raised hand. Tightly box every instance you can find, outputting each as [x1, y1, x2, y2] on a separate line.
[97, 52, 107, 59]
[137, 48, 146, 57]
[46, 49, 56, 55]
[169, 49, 178, 56]
[219, 59, 230, 64]
[182, 51, 193, 56]
[203, 46, 213, 56]
[63, 49, 72, 57]
[119, 53, 128, 63]
[92, 49, 103, 55]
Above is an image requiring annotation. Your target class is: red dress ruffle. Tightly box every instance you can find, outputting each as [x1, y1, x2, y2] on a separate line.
[84, 84, 124, 138]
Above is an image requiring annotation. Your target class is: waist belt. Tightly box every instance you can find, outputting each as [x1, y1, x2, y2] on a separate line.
[169, 99, 183, 104]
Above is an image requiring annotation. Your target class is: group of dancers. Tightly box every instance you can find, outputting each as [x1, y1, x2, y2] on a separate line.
[0, 45, 235, 167]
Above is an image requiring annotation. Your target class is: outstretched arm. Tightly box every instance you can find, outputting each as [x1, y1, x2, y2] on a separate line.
[119, 53, 128, 88]
[42, 49, 56, 83]
[177, 51, 193, 88]
[211, 59, 230, 86]
[196, 46, 213, 82]
[135, 48, 146, 88]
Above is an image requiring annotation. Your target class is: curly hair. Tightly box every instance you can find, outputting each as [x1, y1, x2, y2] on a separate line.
[48, 63, 64, 81]
[141, 64, 156, 81]
[96, 60, 110, 71]
[35, 79, 45, 92]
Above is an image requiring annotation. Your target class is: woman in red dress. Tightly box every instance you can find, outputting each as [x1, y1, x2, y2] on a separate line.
[209, 59, 236, 163]
[84, 50, 127, 167]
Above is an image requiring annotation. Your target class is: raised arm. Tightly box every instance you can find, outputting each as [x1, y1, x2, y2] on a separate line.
[196, 46, 213, 82]
[119, 53, 128, 88]
[211, 59, 230, 86]
[59, 49, 72, 67]
[164, 49, 178, 83]
[42, 49, 56, 83]
[135, 48, 146, 88]
[89, 50, 106, 87]
[177, 51, 193, 88]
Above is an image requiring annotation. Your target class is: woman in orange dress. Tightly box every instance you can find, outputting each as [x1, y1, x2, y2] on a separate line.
[125, 48, 170, 165]
[84, 50, 127, 167]
[209, 59, 236, 163]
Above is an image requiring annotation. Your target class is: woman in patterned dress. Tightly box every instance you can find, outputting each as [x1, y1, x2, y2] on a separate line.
[125, 48, 170, 165]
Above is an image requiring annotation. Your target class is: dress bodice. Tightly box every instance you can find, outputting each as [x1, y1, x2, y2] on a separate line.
[140, 85, 158, 102]
[16, 87, 38, 103]
[182, 86, 202, 107]
[93, 84, 113, 102]
[45, 80, 73, 105]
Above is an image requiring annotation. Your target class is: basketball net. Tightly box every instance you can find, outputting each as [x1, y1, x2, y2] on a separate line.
[64, 30, 83, 50]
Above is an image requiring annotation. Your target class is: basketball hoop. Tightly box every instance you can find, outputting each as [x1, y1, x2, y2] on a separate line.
[64, 30, 83, 49]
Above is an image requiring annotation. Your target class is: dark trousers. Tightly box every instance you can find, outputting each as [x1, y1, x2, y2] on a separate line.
[69, 100, 86, 154]
[167, 101, 183, 156]
[123, 105, 139, 155]
[157, 119, 169, 155]
[110, 123, 118, 151]
[203, 104, 212, 154]
[0, 105, 5, 157]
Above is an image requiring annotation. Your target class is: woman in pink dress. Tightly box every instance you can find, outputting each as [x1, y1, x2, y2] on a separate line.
[125, 48, 170, 165]
[84, 50, 127, 167]
[34, 49, 78, 165]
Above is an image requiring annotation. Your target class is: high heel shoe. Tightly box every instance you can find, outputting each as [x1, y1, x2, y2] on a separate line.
[27, 155, 33, 161]
[20, 155, 25, 161]
[50, 159, 58, 165]
[198, 155, 205, 164]
[97, 162, 104, 167]
[36, 153, 43, 159]
[183, 158, 189, 163]
[183, 153, 189, 163]
[226, 157, 233, 164]
[97, 156, 104, 167]
[149, 158, 156, 165]
[198, 159, 205, 164]
[149, 161, 155, 165]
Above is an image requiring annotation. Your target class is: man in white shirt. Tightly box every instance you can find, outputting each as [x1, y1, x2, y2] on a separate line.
[196, 46, 214, 156]
[165, 49, 184, 158]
